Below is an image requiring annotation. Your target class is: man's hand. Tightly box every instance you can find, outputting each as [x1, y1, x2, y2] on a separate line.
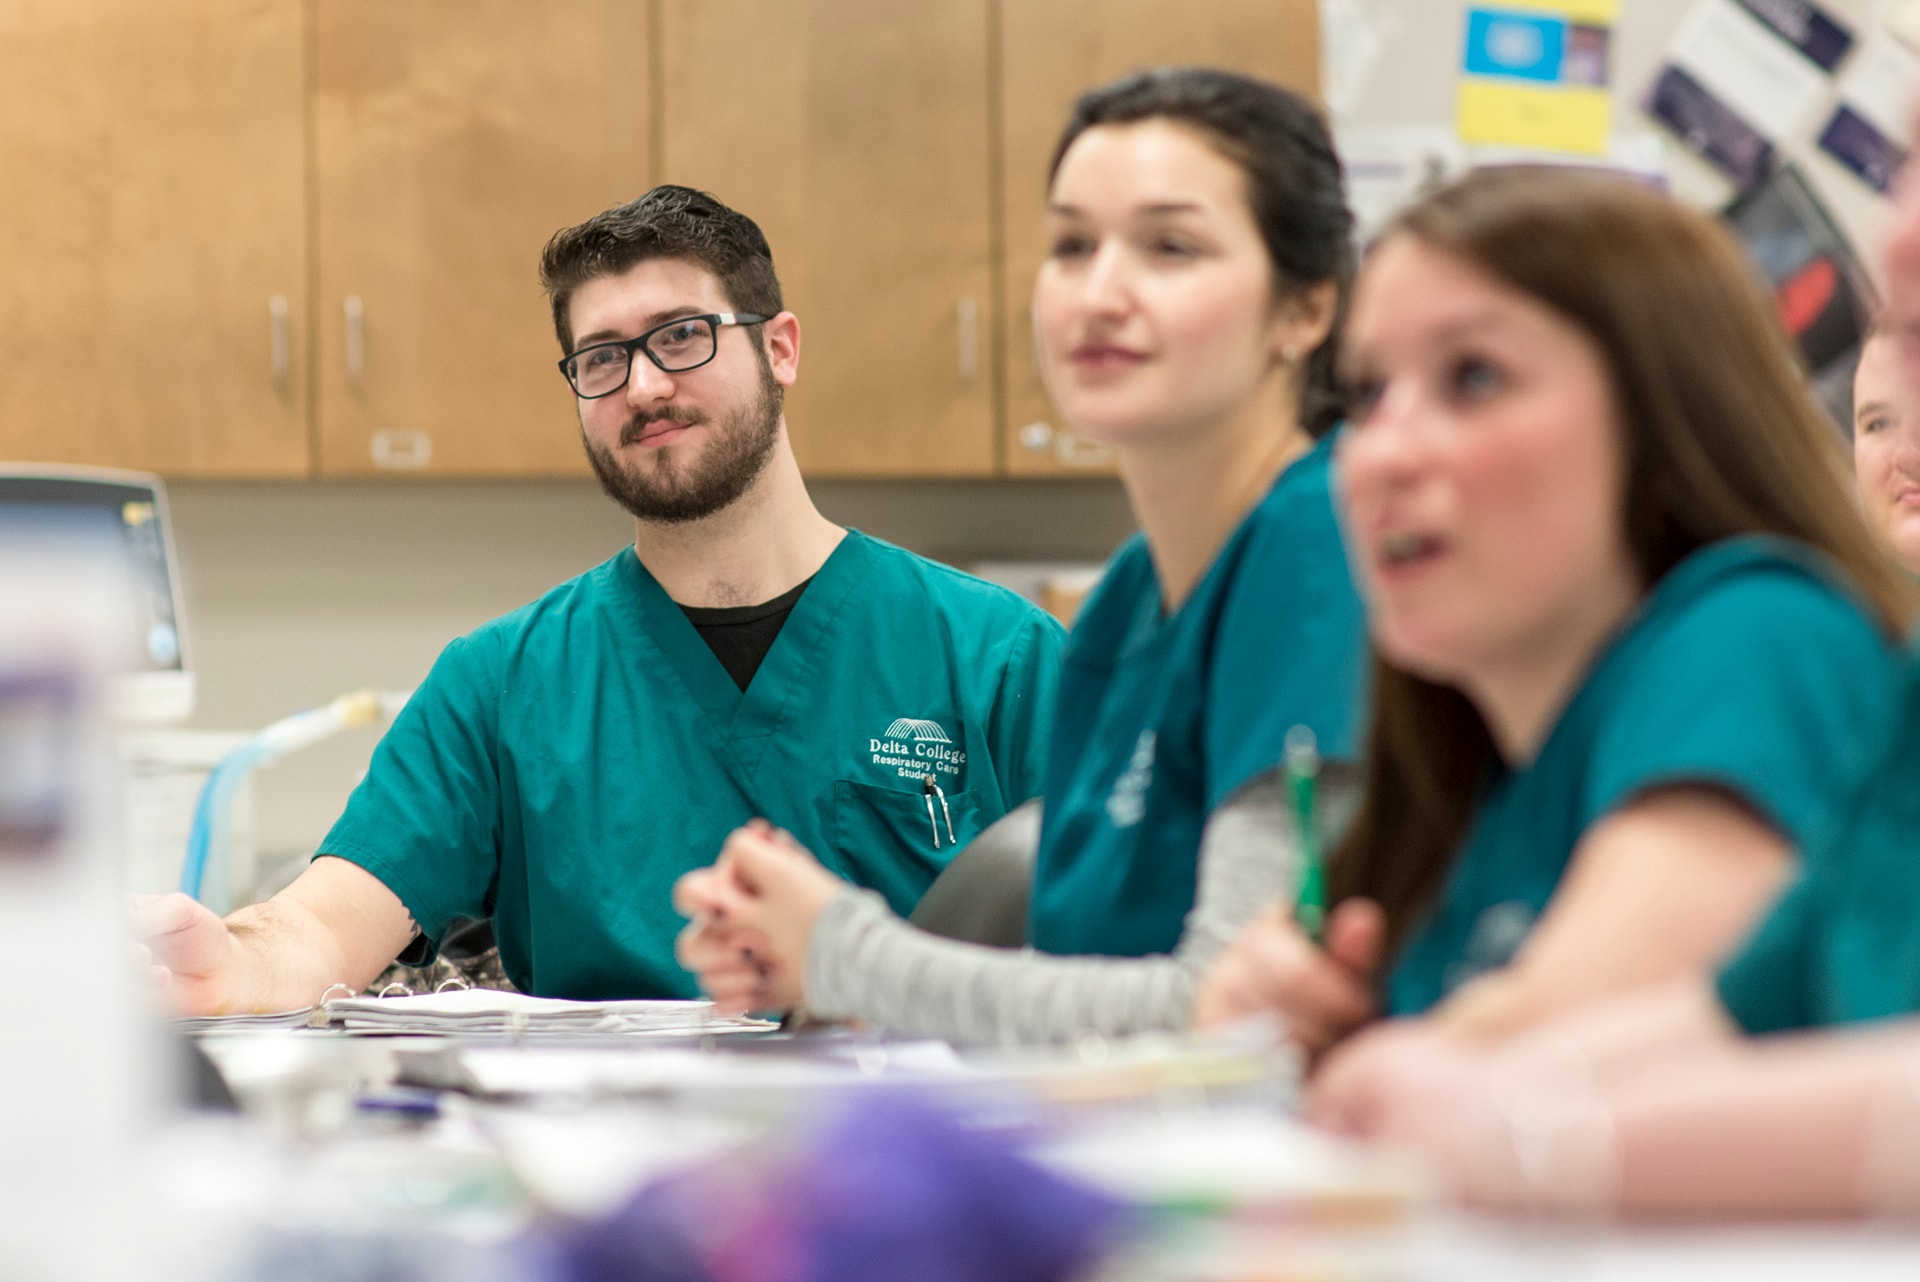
[1191, 897, 1386, 1056]
[133, 892, 244, 1016]
[131, 858, 417, 1017]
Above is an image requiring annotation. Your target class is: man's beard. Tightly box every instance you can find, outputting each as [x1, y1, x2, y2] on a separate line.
[582, 362, 784, 525]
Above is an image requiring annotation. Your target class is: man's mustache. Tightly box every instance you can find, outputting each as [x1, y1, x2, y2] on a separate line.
[621, 406, 707, 446]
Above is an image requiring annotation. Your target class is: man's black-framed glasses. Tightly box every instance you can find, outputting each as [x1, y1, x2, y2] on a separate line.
[558, 312, 770, 398]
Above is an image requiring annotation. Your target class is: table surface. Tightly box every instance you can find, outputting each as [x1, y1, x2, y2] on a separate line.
[165, 1028, 1920, 1282]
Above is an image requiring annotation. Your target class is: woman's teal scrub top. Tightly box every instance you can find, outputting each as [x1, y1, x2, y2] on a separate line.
[1386, 536, 1903, 1016]
[1717, 637, 1920, 1035]
[320, 531, 1065, 999]
[1027, 432, 1369, 958]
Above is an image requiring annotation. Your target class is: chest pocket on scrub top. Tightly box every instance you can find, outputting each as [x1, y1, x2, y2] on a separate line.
[831, 778, 982, 918]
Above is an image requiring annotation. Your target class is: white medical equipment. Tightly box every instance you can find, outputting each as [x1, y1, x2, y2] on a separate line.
[0, 463, 195, 724]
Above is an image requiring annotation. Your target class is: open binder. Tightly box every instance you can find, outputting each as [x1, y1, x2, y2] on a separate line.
[176, 983, 774, 1037]
[318, 987, 770, 1036]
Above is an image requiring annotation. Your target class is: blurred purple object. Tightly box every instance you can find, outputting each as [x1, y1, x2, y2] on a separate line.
[552, 1094, 1129, 1282]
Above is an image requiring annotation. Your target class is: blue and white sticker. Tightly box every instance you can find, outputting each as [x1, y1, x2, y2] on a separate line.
[1462, 9, 1566, 84]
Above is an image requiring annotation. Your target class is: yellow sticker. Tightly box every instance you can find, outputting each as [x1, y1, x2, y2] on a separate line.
[1457, 81, 1613, 156]
[1488, 0, 1621, 23]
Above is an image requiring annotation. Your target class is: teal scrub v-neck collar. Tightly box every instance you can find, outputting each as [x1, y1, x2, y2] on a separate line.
[1112, 517, 1250, 666]
[1112, 437, 1339, 666]
[611, 531, 871, 746]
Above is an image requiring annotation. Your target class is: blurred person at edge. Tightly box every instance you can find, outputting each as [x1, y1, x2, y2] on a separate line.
[1853, 320, 1920, 572]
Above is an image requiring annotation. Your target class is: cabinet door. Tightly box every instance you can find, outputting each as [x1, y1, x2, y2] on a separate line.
[659, 1, 996, 477]
[1000, 1, 1322, 476]
[0, 0, 308, 476]
[312, 1, 651, 477]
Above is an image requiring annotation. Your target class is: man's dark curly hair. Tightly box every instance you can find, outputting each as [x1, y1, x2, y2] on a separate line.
[539, 185, 783, 354]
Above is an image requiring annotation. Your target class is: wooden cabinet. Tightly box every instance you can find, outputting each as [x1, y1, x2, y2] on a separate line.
[311, 0, 652, 477]
[998, 0, 1322, 476]
[1, 1, 1324, 481]
[0, 0, 308, 476]
[657, 0, 998, 477]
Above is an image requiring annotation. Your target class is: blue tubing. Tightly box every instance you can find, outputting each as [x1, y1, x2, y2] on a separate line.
[179, 741, 270, 903]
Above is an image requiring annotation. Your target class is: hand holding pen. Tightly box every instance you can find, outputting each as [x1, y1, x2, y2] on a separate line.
[1192, 728, 1386, 1057]
[1192, 897, 1385, 1056]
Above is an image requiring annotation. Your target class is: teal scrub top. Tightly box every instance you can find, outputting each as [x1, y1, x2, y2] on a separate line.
[320, 531, 1065, 999]
[1387, 536, 1902, 1016]
[1716, 636, 1920, 1035]
[1027, 432, 1369, 958]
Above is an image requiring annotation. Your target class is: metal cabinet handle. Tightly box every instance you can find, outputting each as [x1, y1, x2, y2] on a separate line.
[268, 294, 290, 394]
[344, 295, 365, 391]
[956, 297, 979, 386]
[1018, 420, 1110, 467]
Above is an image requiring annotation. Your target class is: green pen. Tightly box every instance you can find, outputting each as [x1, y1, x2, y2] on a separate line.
[1285, 724, 1326, 942]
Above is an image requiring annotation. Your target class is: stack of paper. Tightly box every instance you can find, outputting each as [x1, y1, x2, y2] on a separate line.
[173, 1008, 316, 1034]
[318, 988, 772, 1037]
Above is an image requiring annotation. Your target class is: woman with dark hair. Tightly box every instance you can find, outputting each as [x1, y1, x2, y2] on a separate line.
[669, 67, 1371, 1043]
[1199, 166, 1914, 1055]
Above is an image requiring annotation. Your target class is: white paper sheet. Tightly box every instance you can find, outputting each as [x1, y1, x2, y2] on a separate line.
[1667, 0, 1832, 142]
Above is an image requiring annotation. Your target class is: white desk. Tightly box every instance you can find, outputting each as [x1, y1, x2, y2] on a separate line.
[167, 1030, 1920, 1282]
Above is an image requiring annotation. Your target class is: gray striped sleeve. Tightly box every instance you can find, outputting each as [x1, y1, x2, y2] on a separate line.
[803, 768, 1354, 1046]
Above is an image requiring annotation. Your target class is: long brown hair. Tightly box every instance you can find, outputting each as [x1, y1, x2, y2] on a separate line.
[1328, 166, 1917, 959]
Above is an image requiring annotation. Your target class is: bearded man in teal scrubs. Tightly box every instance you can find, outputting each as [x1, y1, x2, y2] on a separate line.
[137, 187, 1064, 1007]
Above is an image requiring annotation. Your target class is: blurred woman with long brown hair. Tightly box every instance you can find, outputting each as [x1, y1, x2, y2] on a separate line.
[1197, 166, 1914, 1053]
[1301, 146, 1920, 1221]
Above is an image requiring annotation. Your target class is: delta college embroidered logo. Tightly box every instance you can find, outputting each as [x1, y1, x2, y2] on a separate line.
[870, 717, 966, 782]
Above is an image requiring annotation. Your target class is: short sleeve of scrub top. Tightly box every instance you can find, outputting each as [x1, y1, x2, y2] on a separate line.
[1386, 537, 1902, 1016]
[318, 628, 507, 947]
[1717, 640, 1920, 1035]
[1581, 549, 1897, 843]
[983, 611, 1066, 813]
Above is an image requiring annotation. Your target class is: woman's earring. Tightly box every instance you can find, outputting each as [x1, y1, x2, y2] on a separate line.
[1283, 344, 1300, 363]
